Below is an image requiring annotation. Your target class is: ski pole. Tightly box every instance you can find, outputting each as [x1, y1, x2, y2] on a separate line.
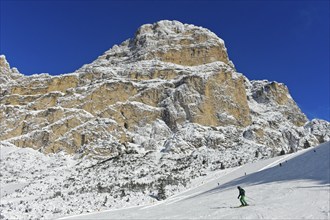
[246, 196, 255, 201]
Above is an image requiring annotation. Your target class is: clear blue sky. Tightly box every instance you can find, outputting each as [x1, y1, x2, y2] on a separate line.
[0, 0, 329, 121]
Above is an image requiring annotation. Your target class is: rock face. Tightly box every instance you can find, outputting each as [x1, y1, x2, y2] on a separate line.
[1, 20, 329, 216]
[1, 20, 328, 155]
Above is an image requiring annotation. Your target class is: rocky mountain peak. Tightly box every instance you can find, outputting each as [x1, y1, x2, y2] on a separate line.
[133, 20, 222, 46]
[0, 55, 21, 84]
[0, 55, 10, 70]
[86, 20, 234, 69]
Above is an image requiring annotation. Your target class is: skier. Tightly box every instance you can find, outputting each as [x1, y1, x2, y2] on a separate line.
[237, 186, 248, 206]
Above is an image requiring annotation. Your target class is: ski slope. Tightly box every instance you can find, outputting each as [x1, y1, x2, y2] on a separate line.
[60, 141, 330, 219]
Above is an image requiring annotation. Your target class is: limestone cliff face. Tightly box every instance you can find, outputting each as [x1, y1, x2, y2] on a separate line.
[0, 20, 328, 160]
[249, 80, 306, 126]
[160, 70, 251, 129]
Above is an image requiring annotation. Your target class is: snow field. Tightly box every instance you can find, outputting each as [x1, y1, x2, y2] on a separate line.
[60, 141, 330, 219]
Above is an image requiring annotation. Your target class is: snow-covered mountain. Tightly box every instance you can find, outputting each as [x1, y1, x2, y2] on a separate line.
[0, 20, 329, 219]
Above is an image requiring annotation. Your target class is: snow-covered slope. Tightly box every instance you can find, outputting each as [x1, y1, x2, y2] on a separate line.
[60, 141, 330, 219]
[1, 141, 328, 219]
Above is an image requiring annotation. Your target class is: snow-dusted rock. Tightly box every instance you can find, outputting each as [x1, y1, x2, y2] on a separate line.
[305, 119, 330, 143]
[81, 20, 233, 69]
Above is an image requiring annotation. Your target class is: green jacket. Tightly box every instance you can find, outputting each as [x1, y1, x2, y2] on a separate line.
[238, 188, 245, 198]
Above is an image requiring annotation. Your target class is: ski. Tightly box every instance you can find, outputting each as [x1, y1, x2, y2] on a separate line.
[230, 205, 251, 208]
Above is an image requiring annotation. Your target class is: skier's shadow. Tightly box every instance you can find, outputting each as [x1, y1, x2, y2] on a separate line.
[209, 206, 228, 209]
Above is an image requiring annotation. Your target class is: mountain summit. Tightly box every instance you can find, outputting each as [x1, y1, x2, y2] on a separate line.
[0, 20, 329, 219]
[85, 20, 234, 68]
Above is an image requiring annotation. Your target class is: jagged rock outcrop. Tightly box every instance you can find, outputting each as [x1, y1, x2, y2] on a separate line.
[0, 55, 22, 85]
[249, 80, 307, 126]
[1, 20, 329, 210]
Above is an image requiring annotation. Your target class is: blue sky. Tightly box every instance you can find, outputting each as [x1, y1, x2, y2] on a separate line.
[0, 0, 329, 121]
